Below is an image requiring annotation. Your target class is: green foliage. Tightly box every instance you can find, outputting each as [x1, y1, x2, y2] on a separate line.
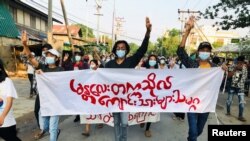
[129, 42, 139, 54]
[74, 24, 95, 38]
[154, 28, 181, 56]
[202, 0, 250, 29]
[212, 41, 224, 48]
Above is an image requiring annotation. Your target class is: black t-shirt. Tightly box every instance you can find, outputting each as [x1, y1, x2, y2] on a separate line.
[38, 63, 64, 72]
[105, 36, 149, 68]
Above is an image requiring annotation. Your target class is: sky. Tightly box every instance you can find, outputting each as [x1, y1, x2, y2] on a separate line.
[35, 0, 249, 44]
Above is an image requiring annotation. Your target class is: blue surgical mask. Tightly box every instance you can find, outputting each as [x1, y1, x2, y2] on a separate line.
[45, 57, 55, 64]
[75, 56, 81, 61]
[199, 52, 210, 60]
[149, 60, 156, 67]
[116, 50, 126, 58]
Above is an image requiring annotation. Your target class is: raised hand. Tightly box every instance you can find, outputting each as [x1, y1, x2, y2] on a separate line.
[146, 17, 152, 32]
[63, 53, 69, 62]
[184, 16, 195, 31]
[21, 30, 28, 47]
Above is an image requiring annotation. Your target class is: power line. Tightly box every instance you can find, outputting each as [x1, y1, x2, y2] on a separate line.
[32, 0, 96, 26]
[183, 0, 189, 9]
[28, 0, 142, 43]
[192, 0, 203, 10]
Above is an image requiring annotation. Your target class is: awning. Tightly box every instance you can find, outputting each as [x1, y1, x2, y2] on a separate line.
[0, 1, 19, 38]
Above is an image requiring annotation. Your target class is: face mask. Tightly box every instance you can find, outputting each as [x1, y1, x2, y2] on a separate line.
[116, 50, 126, 58]
[75, 56, 81, 61]
[199, 52, 210, 60]
[149, 60, 156, 67]
[90, 64, 96, 70]
[45, 57, 55, 64]
[42, 51, 46, 57]
[106, 58, 110, 62]
[160, 60, 165, 64]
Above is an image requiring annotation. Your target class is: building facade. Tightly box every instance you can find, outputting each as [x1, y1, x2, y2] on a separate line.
[0, 0, 61, 73]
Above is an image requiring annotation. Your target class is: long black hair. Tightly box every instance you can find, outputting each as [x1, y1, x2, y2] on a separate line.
[112, 40, 130, 57]
[145, 54, 158, 69]
[0, 59, 8, 82]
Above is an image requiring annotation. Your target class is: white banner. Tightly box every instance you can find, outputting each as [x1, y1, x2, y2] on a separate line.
[80, 112, 160, 126]
[36, 68, 224, 116]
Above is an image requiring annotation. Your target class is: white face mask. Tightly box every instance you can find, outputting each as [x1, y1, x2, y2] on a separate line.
[75, 56, 81, 61]
[160, 60, 165, 64]
[106, 58, 110, 62]
[42, 51, 46, 57]
[90, 64, 96, 70]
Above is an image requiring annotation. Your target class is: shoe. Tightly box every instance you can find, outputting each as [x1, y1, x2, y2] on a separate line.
[140, 123, 145, 128]
[73, 115, 80, 122]
[82, 132, 90, 137]
[57, 129, 61, 140]
[179, 118, 185, 122]
[29, 94, 33, 98]
[34, 130, 45, 140]
[145, 130, 152, 137]
[238, 117, 246, 122]
[226, 113, 231, 116]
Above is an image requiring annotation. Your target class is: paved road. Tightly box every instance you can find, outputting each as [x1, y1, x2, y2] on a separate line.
[5, 77, 250, 141]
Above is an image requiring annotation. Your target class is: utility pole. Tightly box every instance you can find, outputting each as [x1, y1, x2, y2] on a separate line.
[47, 0, 53, 44]
[85, 0, 89, 40]
[94, 0, 104, 45]
[111, 0, 116, 51]
[114, 17, 125, 41]
[178, 9, 200, 55]
[60, 0, 74, 55]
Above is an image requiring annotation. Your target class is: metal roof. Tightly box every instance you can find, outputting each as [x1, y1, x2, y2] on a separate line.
[0, 1, 19, 38]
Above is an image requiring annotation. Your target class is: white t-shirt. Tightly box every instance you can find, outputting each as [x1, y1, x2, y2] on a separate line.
[0, 78, 18, 127]
[27, 63, 35, 74]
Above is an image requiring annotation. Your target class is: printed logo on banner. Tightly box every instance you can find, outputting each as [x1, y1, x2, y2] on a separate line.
[208, 125, 250, 140]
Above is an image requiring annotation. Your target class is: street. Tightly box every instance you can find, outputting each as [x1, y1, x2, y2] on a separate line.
[8, 77, 250, 141]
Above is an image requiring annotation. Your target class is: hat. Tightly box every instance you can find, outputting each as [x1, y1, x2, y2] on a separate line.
[46, 49, 60, 57]
[198, 42, 212, 51]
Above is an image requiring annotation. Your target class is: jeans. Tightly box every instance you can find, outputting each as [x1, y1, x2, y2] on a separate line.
[226, 87, 245, 117]
[113, 112, 128, 141]
[187, 112, 209, 141]
[42, 116, 59, 141]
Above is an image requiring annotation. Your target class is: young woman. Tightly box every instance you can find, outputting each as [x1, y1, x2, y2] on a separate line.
[0, 59, 21, 141]
[140, 54, 158, 137]
[81, 59, 103, 137]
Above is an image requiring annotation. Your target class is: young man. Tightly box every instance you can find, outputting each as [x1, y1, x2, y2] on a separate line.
[105, 17, 151, 141]
[226, 55, 247, 122]
[176, 16, 226, 141]
[22, 31, 62, 141]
